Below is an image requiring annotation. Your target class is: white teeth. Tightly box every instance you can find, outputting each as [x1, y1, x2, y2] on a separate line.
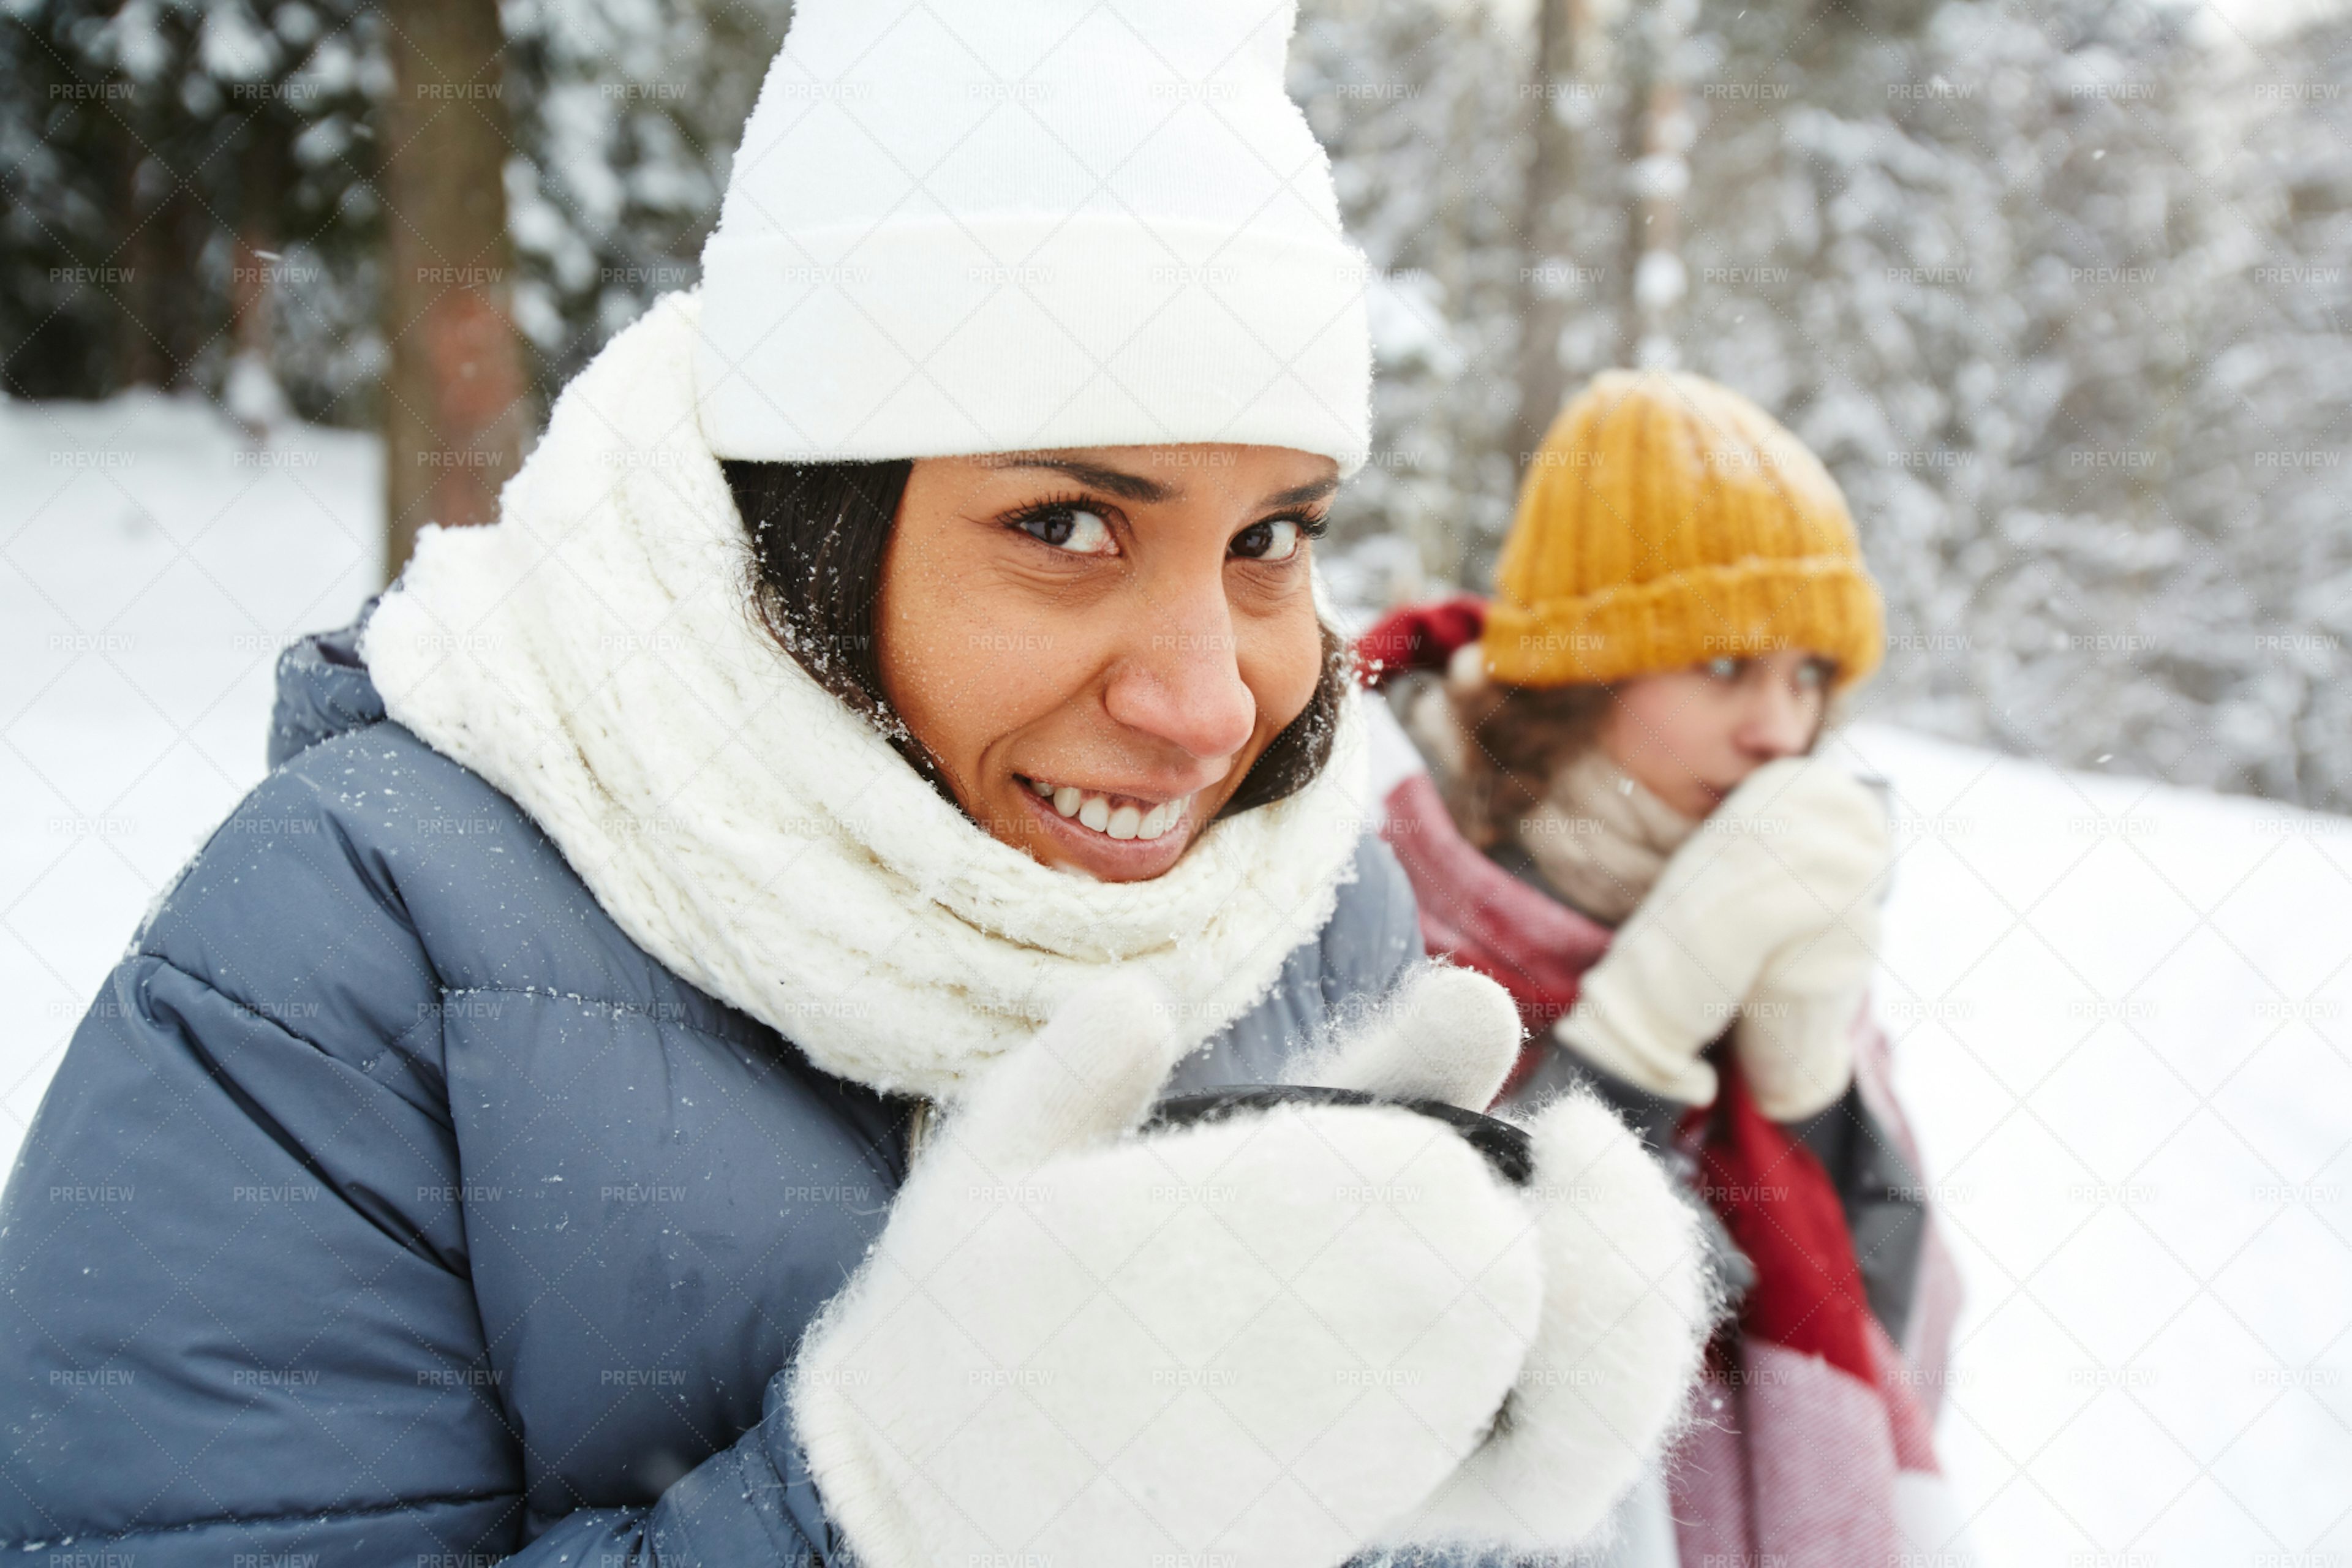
[1031, 778, 1193, 844]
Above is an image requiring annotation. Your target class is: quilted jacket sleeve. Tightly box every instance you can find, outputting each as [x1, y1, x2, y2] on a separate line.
[0, 765, 853, 1566]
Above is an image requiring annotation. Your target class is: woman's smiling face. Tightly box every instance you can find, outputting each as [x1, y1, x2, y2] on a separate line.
[875, 443, 1336, 882]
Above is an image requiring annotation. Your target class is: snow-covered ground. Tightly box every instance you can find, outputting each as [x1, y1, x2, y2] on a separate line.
[1827, 723, 2352, 1562]
[4, 393, 2348, 1561]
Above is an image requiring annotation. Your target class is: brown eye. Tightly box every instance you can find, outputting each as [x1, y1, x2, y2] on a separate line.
[1013, 505, 1115, 556]
[1231, 516, 1314, 562]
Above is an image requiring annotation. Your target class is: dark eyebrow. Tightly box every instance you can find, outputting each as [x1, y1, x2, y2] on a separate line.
[1261, 475, 1340, 510]
[994, 458, 1175, 505]
[990, 459, 1340, 513]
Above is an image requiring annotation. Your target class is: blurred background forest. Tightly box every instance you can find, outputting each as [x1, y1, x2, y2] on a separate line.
[3, 0, 2348, 811]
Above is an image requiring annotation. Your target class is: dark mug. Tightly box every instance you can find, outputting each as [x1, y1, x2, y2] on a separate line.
[1142, 1084, 1533, 1188]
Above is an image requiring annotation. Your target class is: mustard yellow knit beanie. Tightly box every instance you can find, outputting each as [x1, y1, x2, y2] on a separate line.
[1480, 370, 1884, 690]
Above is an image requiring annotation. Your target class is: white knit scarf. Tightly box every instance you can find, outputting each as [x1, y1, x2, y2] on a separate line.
[1398, 674, 1695, 925]
[1515, 747, 1700, 925]
[361, 290, 1371, 1104]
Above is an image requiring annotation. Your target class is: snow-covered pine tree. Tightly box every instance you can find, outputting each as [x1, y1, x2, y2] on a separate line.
[2179, 15, 2352, 812]
[496, 0, 789, 382]
[1662, 0, 2350, 810]
[1289, 0, 1529, 600]
[0, 0, 385, 415]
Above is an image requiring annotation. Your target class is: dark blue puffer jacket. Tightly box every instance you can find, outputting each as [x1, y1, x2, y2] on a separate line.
[0, 614, 1422, 1565]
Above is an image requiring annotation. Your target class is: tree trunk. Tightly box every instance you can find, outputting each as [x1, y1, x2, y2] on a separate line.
[225, 116, 292, 434]
[116, 87, 207, 395]
[377, 0, 527, 584]
[1627, 0, 1694, 370]
[1610, 4, 1653, 369]
[115, 146, 172, 391]
[1510, 0, 1580, 472]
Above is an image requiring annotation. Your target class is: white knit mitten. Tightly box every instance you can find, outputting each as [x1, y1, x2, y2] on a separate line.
[1370, 1087, 1716, 1555]
[1557, 756, 1891, 1114]
[1298, 966, 1718, 1557]
[1736, 868, 1885, 1121]
[788, 970, 1550, 1568]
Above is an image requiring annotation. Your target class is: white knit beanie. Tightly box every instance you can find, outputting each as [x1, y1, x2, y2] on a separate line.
[692, 0, 1373, 477]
